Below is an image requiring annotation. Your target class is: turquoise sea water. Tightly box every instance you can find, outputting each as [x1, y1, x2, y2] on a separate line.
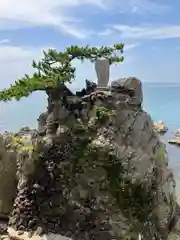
[0, 82, 180, 179]
[143, 83, 180, 130]
[143, 83, 180, 180]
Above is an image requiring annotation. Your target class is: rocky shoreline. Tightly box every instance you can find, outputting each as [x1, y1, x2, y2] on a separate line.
[168, 129, 180, 146]
[153, 121, 180, 147]
[153, 120, 168, 134]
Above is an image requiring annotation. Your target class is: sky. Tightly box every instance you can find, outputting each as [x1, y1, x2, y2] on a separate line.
[0, 0, 180, 131]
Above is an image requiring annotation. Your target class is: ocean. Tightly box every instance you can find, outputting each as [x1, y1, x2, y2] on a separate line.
[0, 82, 180, 180]
[143, 83, 180, 181]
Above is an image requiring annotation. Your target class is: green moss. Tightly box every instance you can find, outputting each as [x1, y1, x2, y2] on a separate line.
[85, 145, 154, 222]
[105, 160, 154, 221]
[12, 136, 24, 145]
[70, 135, 91, 174]
[95, 106, 109, 123]
[154, 144, 166, 165]
[72, 120, 88, 135]
[11, 136, 35, 152]
[20, 145, 35, 151]
[66, 118, 155, 223]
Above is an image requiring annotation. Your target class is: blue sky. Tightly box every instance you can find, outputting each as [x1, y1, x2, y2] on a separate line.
[1, 0, 180, 131]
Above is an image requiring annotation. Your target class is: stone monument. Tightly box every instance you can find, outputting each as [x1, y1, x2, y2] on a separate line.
[94, 58, 109, 90]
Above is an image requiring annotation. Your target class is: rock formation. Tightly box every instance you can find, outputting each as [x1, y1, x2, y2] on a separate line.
[168, 129, 180, 147]
[153, 120, 168, 134]
[175, 129, 180, 138]
[0, 77, 180, 239]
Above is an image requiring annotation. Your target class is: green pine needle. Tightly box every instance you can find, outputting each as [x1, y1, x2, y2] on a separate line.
[0, 43, 124, 102]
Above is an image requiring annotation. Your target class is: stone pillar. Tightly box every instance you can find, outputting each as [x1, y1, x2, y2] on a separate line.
[94, 58, 109, 90]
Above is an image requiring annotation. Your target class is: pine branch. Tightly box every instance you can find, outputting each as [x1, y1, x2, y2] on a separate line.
[0, 43, 124, 102]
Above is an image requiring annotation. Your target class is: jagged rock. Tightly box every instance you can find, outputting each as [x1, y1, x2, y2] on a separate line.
[7, 227, 72, 240]
[175, 129, 180, 138]
[76, 79, 97, 97]
[1, 78, 179, 239]
[153, 120, 168, 134]
[111, 77, 143, 106]
[37, 112, 48, 135]
[0, 134, 17, 218]
[167, 211, 180, 240]
[168, 129, 180, 147]
[0, 127, 38, 220]
[168, 138, 180, 146]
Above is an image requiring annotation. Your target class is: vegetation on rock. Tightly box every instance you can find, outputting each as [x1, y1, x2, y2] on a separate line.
[0, 44, 124, 102]
[154, 143, 166, 166]
[0, 40, 178, 239]
[0, 43, 124, 137]
[84, 142, 155, 222]
[95, 106, 109, 123]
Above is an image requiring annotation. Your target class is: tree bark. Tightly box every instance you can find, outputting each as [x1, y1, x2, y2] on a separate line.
[45, 84, 74, 136]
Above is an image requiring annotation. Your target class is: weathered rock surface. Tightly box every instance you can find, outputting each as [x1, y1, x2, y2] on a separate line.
[0, 77, 179, 239]
[0, 127, 38, 219]
[153, 120, 168, 134]
[0, 133, 17, 218]
[175, 129, 180, 138]
[168, 138, 180, 146]
[168, 129, 180, 147]
[7, 227, 72, 240]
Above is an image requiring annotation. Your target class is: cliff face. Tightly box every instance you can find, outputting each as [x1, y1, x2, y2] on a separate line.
[0, 78, 179, 240]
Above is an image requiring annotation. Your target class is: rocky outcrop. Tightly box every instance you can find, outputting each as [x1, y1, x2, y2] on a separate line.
[0, 77, 179, 239]
[174, 129, 180, 138]
[168, 129, 180, 146]
[0, 133, 17, 219]
[0, 127, 38, 237]
[168, 138, 180, 146]
[153, 120, 168, 134]
[7, 228, 72, 240]
[0, 127, 37, 218]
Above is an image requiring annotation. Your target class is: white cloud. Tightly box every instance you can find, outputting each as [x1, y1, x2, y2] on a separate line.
[0, 0, 105, 39]
[0, 0, 172, 39]
[124, 43, 139, 51]
[102, 24, 180, 40]
[119, 0, 170, 15]
[0, 43, 46, 131]
[98, 28, 114, 36]
[0, 39, 10, 44]
[93, 0, 170, 14]
[0, 43, 53, 89]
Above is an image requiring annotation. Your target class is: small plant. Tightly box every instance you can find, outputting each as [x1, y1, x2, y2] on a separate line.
[11, 136, 34, 152]
[95, 107, 109, 123]
[12, 136, 24, 145]
[20, 145, 35, 152]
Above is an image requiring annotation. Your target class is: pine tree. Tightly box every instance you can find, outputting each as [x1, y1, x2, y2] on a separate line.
[0, 44, 124, 102]
[0, 43, 124, 136]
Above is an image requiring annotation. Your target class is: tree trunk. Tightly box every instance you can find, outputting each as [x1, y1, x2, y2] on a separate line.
[45, 84, 74, 137]
[45, 87, 61, 136]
